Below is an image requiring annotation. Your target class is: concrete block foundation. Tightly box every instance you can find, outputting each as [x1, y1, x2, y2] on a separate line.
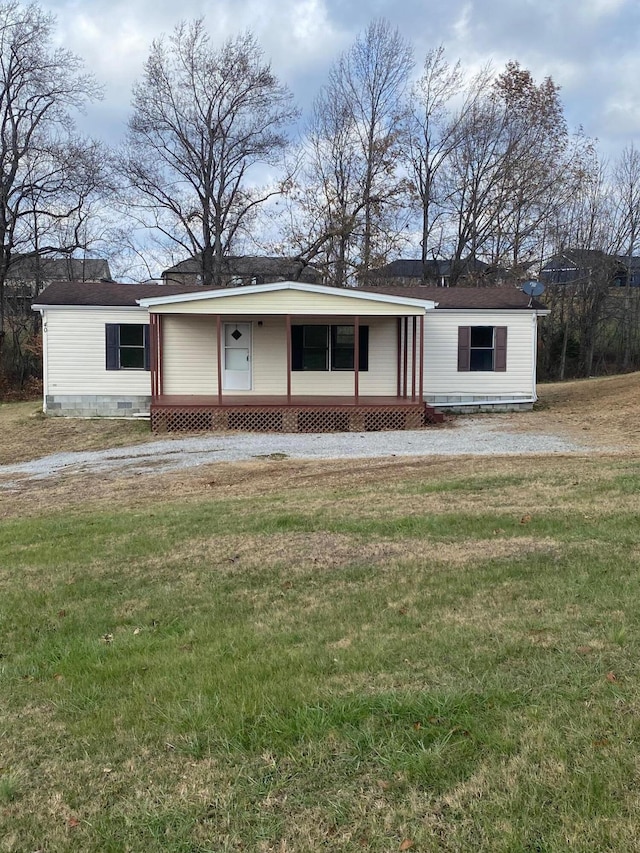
[45, 395, 151, 417]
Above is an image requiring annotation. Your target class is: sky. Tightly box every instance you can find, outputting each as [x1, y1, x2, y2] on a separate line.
[41, 0, 640, 160]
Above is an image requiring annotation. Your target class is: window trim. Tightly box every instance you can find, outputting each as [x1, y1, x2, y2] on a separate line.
[105, 323, 151, 371]
[291, 323, 369, 372]
[458, 325, 507, 372]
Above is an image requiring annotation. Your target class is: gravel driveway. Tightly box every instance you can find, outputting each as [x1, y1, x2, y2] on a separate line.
[0, 417, 592, 489]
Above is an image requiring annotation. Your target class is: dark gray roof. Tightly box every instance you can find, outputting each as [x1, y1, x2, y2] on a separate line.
[541, 251, 640, 285]
[32, 281, 211, 306]
[614, 255, 640, 270]
[360, 285, 542, 310]
[162, 254, 319, 280]
[33, 280, 542, 311]
[7, 255, 112, 281]
[370, 258, 490, 279]
[541, 250, 611, 272]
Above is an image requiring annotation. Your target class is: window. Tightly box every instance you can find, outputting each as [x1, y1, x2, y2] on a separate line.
[105, 324, 150, 371]
[291, 324, 369, 371]
[332, 325, 355, 369]
[301, 324, 329, 370]
[458, 326, 507, 372]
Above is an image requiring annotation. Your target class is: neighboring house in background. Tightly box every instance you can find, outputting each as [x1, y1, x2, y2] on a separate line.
[366, 258, 491, 288]
[33, 279, 548, 430]
[540, 250, 640, 287]
[161, 255, 322, 286]
[6, 255, 112, 294]
[612, 256, 640, 287]
[6, 255, 112, 321]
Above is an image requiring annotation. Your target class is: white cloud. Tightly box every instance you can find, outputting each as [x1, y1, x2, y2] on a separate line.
[39, 0, 640, 157]
[451, 2, 472, 41]
[578, 0, 628, 19]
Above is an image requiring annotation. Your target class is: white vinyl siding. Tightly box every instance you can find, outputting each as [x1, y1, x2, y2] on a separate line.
[44, 307, 151, 395]
[42, 302, 538, 405]
[161, 316, 287, 395]
[252, 321, 288, 393]
[424, 310, 536, 399]
[158, 315, 398, 396]
[162, 315, 216, 394]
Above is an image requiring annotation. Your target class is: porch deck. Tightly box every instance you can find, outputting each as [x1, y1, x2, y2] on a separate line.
[150, 395, 444, 433]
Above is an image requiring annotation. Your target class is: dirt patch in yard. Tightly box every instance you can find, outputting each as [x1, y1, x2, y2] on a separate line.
[500, 373, 640, 448]
[0, 401, 154, 465]
[137, 531, 562, 575]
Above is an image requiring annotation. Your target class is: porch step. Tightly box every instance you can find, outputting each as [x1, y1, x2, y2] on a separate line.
[424, 405, 445, 425]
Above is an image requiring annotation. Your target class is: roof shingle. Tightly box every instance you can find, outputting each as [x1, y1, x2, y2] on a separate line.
[33, 280, 542, 311]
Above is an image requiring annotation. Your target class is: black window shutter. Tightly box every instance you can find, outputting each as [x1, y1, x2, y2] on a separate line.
[358, 325, 369, 371]
[291, 325, 304, 371]
[458, 326, 470, 371]
[143, 324, 151, 371]
[495, 326, 507, 371]
[105, 324, 119, 370]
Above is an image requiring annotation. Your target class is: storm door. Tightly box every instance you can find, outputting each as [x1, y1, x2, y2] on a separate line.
[223, 323, 252, 390]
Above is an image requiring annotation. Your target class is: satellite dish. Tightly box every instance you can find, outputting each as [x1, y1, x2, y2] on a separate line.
[521, 280, 545, 297]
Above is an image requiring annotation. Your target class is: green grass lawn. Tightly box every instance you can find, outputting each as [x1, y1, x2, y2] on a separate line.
[2, 454, 640, 851]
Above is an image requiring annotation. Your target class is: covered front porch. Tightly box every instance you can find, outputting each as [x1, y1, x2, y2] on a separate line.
[139, 281, 441, 432]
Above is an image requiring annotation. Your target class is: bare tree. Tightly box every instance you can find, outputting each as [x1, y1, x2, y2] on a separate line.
[276, 20, 413, 286]
[121, 21, 298, 287]
[0, 0, 104, 352]
[538, 143, 614, 379]
[442, 90, 513, 281]
[401, 46, 474, 269]
[489, 62, 568, 268]
[434, 62, 570, 282]
[322, 19, 413, 283]
[294, 93, 364, 286]
[610, 144, 640, 367]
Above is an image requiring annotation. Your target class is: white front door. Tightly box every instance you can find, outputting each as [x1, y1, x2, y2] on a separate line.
[223, 322, 252, 390]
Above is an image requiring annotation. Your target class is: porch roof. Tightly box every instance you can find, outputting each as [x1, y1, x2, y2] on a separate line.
[136, 280, 434, 316]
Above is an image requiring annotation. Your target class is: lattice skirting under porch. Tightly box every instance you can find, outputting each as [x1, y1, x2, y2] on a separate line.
[150, 404, 443, 433]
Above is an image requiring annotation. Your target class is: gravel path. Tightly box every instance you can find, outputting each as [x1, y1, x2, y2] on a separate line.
[0, 417, 592, 489]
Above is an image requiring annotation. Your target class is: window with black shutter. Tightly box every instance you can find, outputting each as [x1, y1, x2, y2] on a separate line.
[105, 324, 150, 370]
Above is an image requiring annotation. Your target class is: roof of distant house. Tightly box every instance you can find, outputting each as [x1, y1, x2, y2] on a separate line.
[541, 249, 610, 270]
[541, 249, 640, 270]
[33, 280, 543, 311]
[7, 255, 112, 281]
[162, 254, 319, 280]
[369, 258, 490, 279]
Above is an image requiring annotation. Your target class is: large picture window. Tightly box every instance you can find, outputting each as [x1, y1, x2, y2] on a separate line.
[106, 324, 150, 371]
[292, 324, 369, 371]
[458, 326, 507, 372]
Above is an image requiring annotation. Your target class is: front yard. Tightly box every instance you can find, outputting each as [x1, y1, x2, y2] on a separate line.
[1, 443, 640, 850]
